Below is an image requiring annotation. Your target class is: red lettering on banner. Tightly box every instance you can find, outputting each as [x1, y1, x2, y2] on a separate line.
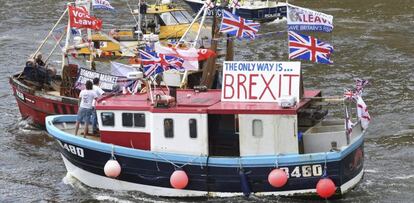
[259, 74, 276, 100]
[223, 74, 234, 99]
[249, 74, 258, 100]
[278, 74, 282, 98]
[237, 74, 247, 99]
[283, 74, 300, 95]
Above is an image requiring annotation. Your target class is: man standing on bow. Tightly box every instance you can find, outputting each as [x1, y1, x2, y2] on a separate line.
[92, 77, 104, 135]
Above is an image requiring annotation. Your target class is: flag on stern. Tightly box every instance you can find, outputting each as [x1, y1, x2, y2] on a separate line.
[356, 96, 371, 130]
[287, 4, 334, 33]
[68, 6, 103, 30]
[288, 31, 334, 64]
[92, 0, 115, 11]
[138, 50, 185, 77]
[219, 10, 260, 40]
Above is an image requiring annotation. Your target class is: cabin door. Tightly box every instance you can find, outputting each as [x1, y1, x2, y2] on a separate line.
[207, 114, 240, 156]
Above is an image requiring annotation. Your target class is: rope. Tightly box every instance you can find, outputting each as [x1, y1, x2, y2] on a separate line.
[111, 144, 116, 160]
[274, 155, 279, 168]
[322, 152, 328, 177]
[151, 152, 205, 169]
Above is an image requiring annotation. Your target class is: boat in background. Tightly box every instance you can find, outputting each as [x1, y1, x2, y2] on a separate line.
[78, 1, 207, 59]
[183, 0, 287, 22]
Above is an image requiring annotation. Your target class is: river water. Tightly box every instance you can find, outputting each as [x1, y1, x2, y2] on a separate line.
[1, 0, 414, 202]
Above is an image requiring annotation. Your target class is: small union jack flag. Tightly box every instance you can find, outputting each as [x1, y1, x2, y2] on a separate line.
[139, 50, 184, 77]
[355, 78, 369, 95]
[219, 10, 260, 39]
[204, 0, 215, 9]
[288, 31, 334, 64]
[230, 0, 241, 8]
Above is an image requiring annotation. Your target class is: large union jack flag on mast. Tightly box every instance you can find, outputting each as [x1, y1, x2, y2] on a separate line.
[288, 31, 334, 64]
[219, 10, 260, 39]
[139, 50, 184, 77]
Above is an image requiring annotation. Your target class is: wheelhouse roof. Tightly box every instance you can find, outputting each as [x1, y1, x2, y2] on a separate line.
[97, 89, 321, 115]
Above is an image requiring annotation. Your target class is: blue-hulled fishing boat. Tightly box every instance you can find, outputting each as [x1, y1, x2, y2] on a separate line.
[46, 61, 367, 198]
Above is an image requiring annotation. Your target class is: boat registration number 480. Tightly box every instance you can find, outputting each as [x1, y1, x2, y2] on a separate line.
[58, 140, 85, 158]
[279, 164, 323, 178]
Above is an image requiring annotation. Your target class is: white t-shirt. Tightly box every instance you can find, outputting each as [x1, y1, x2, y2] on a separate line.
[79, 89, 98, 109]
[93, 85, 105, 97]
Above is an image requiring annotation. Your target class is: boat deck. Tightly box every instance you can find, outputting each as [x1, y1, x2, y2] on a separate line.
[54, 122, 101, 142]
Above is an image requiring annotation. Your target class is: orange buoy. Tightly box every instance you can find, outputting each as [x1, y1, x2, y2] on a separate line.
[170, 170, 189, 189]
[316, 177, 336, 198]
[104, 159, 121, 178]
[268, 168, 288, 188]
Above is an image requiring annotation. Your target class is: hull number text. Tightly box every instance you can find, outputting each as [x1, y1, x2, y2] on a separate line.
[279, 164, 323, 178]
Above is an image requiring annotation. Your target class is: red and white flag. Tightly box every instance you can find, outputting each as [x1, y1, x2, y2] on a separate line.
[356, 96, 371, 129]
[154, 42, 216, 70]
[69, 5, 103, 30]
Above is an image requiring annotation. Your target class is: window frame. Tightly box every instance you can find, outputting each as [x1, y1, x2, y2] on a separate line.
[189, 118, 197, 139]
[164, 118, 174, 138]
[101, 112, 115, 127]
[252, 119, 263, 138]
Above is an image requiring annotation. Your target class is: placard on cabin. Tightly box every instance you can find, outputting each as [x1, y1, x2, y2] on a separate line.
[221, 61, 301, 102]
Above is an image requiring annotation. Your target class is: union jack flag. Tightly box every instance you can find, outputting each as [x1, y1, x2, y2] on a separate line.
[288, 31, 334, 64]
[139, 50, 184, 77]
[219, 10, 260, 39]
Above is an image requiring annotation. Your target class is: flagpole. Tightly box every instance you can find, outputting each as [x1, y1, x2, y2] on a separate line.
[177, 4, 206, 47]
[178, 4, 207, 88]
[62, 3, 73, 70]
[45, 31, 67, 64]
[33, 7, 68, 60]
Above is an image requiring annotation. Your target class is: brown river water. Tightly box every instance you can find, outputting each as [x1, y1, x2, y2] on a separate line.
[1, 0, 413, 202]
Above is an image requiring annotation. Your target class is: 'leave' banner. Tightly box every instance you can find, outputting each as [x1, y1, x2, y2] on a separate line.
[69, 5, 103, 30]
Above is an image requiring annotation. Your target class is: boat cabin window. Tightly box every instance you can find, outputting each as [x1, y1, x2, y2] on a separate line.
[164, 118, 174, 138]
[160, 12, 178, 25]
[101, 112, 115, 126]
[252, 119, 263, 137]
[122, 113, 146, 128]
[171, 11, 191, 24]
[134, 113, 146, 127]
[189, 119, 197, 138]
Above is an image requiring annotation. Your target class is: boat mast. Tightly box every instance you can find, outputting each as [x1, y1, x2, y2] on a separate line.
[32, 7, 68, 60]
[62, 3, 73, 70]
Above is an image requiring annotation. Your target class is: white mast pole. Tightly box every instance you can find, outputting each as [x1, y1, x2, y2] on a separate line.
[62, 3, 72, 70]
[33, 7, 68, 59]
[193, 5, 209, 48]
[176, 4, 206, 47]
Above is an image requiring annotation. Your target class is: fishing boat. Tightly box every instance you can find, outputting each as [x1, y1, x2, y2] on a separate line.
[77, 1, 205, 59]
[9, 0, 204, 127]
[183, 0, 287, 22]
[46, 61, 366, 198]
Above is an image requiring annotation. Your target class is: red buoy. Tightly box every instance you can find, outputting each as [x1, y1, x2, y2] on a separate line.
[170, 170, 189, 189]
[316, 177, 336, 198]
[104, 159, 121, 178]
[268, 168, 288, 188]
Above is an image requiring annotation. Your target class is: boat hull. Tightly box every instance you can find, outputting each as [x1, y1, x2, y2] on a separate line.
[183, 0, 287, 22]
[47, 115, 364, 198]
[9, 74, 78, 127]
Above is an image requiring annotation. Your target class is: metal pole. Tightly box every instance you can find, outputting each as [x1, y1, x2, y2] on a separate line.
[62, 4, 72, 70]
[193, 5, 209, 48]
[33, 8, 69, 59]
[45, 31, 66, 63]
[176, 4, 206, 47]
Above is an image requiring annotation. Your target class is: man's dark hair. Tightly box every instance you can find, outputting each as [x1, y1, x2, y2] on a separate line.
[85, 80, 93, 90]
[93, 77, 100, 85]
